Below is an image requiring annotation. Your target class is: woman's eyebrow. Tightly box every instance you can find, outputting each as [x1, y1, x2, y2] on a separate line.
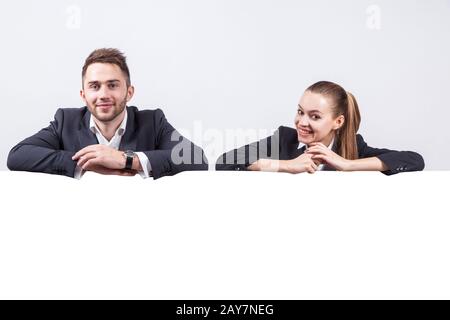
[297, 104, 322, 114]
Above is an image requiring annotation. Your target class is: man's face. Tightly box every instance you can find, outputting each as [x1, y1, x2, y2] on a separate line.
[80, 63, 134, 123]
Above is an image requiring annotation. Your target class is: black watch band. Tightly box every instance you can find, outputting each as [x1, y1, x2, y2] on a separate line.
[124, 150, 135, 170]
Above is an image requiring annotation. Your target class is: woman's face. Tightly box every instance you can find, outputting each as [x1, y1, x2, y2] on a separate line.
[295, 90, 344, 146]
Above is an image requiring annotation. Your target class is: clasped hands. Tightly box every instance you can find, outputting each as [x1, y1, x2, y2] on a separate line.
[286, 142, 350, 174]
[72, 145, 137, 176]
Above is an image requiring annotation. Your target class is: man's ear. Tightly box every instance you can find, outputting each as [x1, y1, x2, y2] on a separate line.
[334, 114, 345, 130]
[126, 85, 135, 102]
[80, 89, 87, 103]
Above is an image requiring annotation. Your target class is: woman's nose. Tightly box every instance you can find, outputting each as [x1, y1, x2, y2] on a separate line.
[295, 114, 308, 126]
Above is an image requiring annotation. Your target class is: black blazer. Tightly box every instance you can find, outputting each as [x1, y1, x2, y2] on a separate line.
[215, 126, 424, 175]
[7, 106, 208, 179]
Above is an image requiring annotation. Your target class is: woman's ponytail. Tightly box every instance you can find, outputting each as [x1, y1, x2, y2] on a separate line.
[337, 91, 361, 160]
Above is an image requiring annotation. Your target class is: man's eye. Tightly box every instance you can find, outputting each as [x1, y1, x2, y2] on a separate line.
[297, 109, 304, 115]
[108, 83, 117, 89]
[90, 84, 99, 90]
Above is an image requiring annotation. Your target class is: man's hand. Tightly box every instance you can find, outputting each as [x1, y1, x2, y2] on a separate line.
[72, 145, 134, 175]
[73, 145, 125, 169]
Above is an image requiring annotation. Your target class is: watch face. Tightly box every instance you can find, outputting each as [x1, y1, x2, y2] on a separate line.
[125, 150, 134, 157]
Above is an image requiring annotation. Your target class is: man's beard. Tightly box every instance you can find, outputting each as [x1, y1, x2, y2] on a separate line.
[89, 96, 127, 123]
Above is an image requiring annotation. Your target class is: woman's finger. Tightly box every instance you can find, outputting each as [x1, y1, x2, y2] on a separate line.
[309, 142, 327, 148]
[306, 147, 326, 155]
[312, 154, 328, 164]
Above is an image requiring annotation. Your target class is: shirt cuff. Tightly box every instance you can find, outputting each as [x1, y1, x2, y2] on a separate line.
[74, 165, 84, 180]
[136, 152, 152, 179]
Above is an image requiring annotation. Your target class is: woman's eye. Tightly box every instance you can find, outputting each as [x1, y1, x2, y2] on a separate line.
[312, 115, 320, 120]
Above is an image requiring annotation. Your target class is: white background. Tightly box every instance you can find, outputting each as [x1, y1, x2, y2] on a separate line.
[1, 0, 449, 169]
[1, 170, 449, 299]
[0, 1, 449, 301]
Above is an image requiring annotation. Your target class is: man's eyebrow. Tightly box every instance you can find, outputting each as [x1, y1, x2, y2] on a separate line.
[297, 104, 323, 114]
[87, 79, 120, 85]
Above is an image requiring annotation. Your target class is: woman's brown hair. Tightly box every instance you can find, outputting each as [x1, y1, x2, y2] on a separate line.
[306, 81, 361, 159]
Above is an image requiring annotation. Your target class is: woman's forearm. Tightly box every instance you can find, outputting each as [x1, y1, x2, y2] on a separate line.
[345, 157, 388, 171]
[248, 159, 289, 172]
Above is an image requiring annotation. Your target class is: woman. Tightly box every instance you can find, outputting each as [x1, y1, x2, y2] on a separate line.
[215, 81, 424, 175]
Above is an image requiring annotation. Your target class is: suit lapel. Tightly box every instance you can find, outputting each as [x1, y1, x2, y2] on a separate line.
[77, 110, 98, 149]
[77, 107, 138, 151]
[119, 106, 138, 151]
[293, 145, 306, 158]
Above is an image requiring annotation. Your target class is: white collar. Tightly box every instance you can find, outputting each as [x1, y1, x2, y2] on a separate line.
[89, 108, 128, 137]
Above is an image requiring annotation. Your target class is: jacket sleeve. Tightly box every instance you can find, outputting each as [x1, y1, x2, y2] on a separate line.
[143, 109, 208, 179]
[357, 134, 425, 175]
[215, 128, 281, 171]
[7, 109, 77, 177]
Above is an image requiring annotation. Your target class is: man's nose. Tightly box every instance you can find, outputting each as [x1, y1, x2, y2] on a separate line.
[98, 86, 111, 100]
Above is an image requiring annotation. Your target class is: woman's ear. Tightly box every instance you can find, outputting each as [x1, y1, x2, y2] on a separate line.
[334, 115, 345, 130]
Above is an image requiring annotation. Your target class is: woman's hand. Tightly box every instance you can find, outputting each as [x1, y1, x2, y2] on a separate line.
[284, 153, 319, 174]
[305, 142, 350, 171]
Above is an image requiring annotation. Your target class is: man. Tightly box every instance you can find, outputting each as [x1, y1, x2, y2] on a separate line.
[7, 48, 208, 179]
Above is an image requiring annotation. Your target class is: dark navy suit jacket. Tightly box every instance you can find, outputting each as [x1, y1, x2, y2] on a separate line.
[7, 106, 208, 179]
[215, 126, 424, 175]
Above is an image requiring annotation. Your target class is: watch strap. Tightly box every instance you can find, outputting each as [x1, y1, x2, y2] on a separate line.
[124, 150, 134, 170]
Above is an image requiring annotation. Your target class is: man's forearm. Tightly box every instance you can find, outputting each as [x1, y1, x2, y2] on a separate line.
[8, 144, 76, 177]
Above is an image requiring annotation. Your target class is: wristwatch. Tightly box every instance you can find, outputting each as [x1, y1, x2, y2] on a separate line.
[123, 150, 135, 170]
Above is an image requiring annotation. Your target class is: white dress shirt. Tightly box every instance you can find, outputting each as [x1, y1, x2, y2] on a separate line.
[74, 110, 151, 179]
[298, 138, 335, 171]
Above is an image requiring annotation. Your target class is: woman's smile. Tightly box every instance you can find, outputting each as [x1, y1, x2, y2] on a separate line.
[297, 127, 313, 137]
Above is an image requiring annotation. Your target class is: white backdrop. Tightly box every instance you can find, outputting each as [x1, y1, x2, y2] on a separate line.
[1, 171, 449, 299]
[1, 0, 449, 169]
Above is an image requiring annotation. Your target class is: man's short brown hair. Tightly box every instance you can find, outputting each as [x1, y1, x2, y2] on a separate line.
[82, 48, 131, 87]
